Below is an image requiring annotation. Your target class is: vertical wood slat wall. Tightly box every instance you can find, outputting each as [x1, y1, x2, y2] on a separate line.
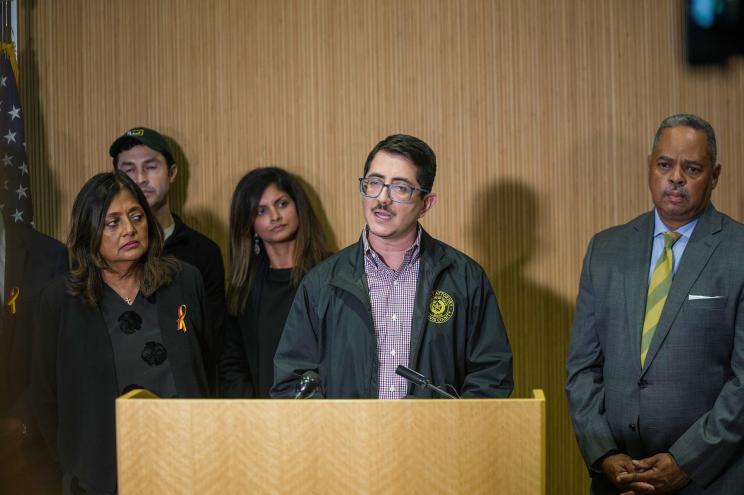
[19, 1, 744, 493]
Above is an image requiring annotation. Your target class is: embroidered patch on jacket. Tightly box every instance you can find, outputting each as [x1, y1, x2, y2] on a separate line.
[428, 290, 454, 324]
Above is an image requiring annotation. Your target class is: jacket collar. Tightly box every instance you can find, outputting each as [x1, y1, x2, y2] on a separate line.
[164, 213, 188, 247]
[329, 226, 452, 298]
[624, 210, 655, 372]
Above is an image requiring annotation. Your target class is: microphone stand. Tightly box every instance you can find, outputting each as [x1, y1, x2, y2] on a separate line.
[423, 382, 458, 399]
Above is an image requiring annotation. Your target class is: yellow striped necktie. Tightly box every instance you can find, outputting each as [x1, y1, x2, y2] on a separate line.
[641, 231, 682, 366]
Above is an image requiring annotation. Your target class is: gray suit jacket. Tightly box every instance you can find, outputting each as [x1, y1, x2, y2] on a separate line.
[566, 204, 744, 494]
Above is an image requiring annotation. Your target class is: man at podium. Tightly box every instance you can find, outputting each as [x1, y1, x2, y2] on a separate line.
[272, 134, 513, 399]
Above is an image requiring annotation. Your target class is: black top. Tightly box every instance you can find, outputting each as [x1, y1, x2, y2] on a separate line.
[164, 214, 226, 393]
[100, 286, 177, 398]
[218, 263, 300, 398]
[254, 268, 295, 398]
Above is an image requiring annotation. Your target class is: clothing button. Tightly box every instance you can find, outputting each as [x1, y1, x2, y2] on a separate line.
[391, 314, 397, 321]
[389, 386, 395, 392]
[628, 424, 636, 432]
[638, 379, 648, 388]
[393, 280, 399, 286]
[390, 349, 396, 356]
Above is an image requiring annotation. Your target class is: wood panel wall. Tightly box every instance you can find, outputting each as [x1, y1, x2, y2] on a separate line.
[19, 1, 744, 493]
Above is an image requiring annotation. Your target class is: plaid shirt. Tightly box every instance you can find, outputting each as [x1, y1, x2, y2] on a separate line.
[363, 227, 422, 399]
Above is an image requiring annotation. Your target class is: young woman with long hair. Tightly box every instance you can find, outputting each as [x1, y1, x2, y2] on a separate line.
[219, 167, 331, 398]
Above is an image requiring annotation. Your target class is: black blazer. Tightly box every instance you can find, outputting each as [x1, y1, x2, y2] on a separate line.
[165, 214, 226, 392]
[31, 262, 209, 492]
[0, 222, 67, 416]
[218, 262, 268, 398]
[0, 223, 67, 486]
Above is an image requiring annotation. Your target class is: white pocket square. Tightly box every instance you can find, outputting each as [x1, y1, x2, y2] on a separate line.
[688, 295, 724, 300]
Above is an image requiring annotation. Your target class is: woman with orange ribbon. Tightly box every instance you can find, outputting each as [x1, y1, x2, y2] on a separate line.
[219, 167, 332, 398]
[31, 172, 209, 494]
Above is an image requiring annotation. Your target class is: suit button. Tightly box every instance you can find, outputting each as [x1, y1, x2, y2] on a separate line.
[628, 424, 636, 432]
[638, 379, 648, 388]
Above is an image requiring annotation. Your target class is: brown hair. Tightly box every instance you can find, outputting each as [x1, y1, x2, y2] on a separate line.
[67, 172, 178, 306]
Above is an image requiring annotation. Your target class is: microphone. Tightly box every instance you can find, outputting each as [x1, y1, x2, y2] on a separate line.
[395, 365, 458, 399]
[294, 370, 320, 399]
[394, 365, 428, 387]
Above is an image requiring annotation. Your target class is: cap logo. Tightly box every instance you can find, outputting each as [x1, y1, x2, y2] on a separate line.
[127, 128, 145, 137]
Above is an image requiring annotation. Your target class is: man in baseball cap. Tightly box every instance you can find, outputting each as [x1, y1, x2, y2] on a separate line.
[109, 127, 225, 393]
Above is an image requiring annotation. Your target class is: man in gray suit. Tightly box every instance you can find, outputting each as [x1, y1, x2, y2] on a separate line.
[566, 114, 744, 494]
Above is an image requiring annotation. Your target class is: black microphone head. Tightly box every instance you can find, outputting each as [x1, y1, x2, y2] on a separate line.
[299, 370, 319, 386]
[294, 370, 320, 399]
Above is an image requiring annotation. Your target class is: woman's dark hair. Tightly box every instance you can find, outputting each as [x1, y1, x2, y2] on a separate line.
[67, 171, 178, 306]
[227, 167, 331, 315]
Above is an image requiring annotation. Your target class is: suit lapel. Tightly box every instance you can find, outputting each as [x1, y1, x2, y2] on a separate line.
[0, 228, 25, 405]
[1, 228, 27, 372]
[243, 262, 267, 390]
[4, 227, 27, 315]
[329, 239, 375, 333]
[641, 206, 722, 374]
[625, 212, 654, 373]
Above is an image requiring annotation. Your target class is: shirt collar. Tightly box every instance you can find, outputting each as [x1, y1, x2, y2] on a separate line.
[362, 224, 423, 268]
[653, 209, 698, 239]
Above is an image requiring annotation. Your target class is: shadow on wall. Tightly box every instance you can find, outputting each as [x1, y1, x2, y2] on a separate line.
[470, 178, 580, 492]
[165, 136, 228, 256]
[296, 175, 339, 253]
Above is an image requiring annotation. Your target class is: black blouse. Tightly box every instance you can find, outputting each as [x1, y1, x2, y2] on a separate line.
[100, 286, 177, 398]
[254, 267, 296, 397]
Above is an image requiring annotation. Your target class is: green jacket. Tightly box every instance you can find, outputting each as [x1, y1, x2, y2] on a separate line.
[271, 228, 513, 398]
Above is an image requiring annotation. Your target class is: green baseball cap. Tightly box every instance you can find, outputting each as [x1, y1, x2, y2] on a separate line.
[109, 127, 175, 165]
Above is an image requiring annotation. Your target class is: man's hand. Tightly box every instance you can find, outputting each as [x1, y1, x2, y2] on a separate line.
[600, 453, 655, 494]
[616, 453, 690, 494]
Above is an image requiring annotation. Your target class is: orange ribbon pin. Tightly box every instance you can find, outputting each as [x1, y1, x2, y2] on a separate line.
[177, 304, 187, 333]
[7, 287, 20, 315]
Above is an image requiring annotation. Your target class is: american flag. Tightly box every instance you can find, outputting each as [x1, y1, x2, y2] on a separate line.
[0, 42, 32, 225]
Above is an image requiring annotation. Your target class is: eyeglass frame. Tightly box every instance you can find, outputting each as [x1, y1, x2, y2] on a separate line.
[358, 177, 430, 204]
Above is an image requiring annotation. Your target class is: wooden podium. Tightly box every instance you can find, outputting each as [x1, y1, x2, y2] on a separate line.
[116, 390, 545, 494]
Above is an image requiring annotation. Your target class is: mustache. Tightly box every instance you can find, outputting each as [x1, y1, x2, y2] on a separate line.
[663, 186, 689, 198]
[372, 204, 394, 215]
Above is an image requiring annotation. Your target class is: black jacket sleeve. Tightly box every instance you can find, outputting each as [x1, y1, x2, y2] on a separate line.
[270, 279, 321, 398]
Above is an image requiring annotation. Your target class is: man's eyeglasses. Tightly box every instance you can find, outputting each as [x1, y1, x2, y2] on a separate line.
[358, 177, 429, 204]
